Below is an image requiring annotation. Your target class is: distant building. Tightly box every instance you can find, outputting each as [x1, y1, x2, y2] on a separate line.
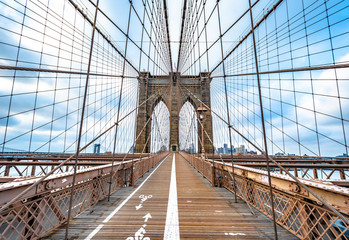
[221, 143, 233, 154]
[160, 145, 167, 152]
[275, 152, 285, 156]
[184, 143, 195, 153]
[236, 145, 246, 154]
[218, 147, 224, 154]
[189, 143, 195, 153]
[93, 144, 100, 154]
[232, 146, 236, 153]
[223, 143, 228, 154]
[247, 150, 257, 155]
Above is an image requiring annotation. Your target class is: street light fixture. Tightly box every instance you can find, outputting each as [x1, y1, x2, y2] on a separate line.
[199, 113, 204, 120]
[197, 106, 207, 158]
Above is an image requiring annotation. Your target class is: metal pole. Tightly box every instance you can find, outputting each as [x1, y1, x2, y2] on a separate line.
[197, 108, 206, 158]
[107, 123, 118, 202]
[247, 0, 278, 238]
[107, 2, 132, 201]
[65, 0, 99, 239]
[216, 2, 238, 203]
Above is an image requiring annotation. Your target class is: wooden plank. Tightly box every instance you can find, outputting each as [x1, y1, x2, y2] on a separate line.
[44, 153, 297, 239]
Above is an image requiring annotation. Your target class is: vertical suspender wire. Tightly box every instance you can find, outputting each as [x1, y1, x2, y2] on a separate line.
[146, 1, 152, 72]
[199, 72, 203, 154]
[162, 0, 173, 73]
[203, 1, 209, 72]
[107, 3, 133, 201]
[180, 78, 349, 225]
[177, 83, 205, 157]
[301, 0, 321, 156]
[152, 108, 165, 152]
[65, 0, 100, 239]
[142, 120, 153, 156]
[138, 1, 147, 72]
[194, 105, 255, 214]
[107, 122, 119, 202]
[273, 7, 285, 155]
[0, 95, 151, 215]
[324, 0, 348, 157]
[196, 2, 201, 74]
[216, 2, 238, 203]
[285, 0, 301, 156]
[2, 0, 28, 153]
[183, 109, 196, 153]
[64, 6, 78, 153]
[49, 0, 65, 153]
[133, 0, 147, 171]
[29, 1, 50, 152]
[247, 0, 278, 239]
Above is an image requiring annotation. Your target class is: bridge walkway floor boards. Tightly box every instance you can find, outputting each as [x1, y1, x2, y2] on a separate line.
[45, 153, 296, 239]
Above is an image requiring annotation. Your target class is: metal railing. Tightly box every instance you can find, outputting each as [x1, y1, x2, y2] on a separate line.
[180, 151, 349, 240]
[0, 152, 168, 240]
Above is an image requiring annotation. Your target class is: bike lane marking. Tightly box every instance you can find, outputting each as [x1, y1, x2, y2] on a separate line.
[163, 153, 180, 240]
[85, 154, 169, 240]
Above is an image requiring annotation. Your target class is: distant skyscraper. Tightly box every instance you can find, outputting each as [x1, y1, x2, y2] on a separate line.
[93, 144, 100, 154]
[223, 143, 228, 154]
[236, 145, 246, 154]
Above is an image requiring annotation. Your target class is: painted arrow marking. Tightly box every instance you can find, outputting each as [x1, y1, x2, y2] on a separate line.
[136, 204, 143, 210]
[143, 213, 152, 222]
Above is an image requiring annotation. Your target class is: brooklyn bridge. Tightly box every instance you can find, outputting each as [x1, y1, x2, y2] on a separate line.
[0, 0, 348, 239]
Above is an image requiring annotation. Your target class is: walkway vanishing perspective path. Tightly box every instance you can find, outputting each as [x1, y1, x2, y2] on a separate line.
[45, 153, 296, 239]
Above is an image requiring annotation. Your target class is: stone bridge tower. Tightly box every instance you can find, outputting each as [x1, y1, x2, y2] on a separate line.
[134, 72, 213, 153]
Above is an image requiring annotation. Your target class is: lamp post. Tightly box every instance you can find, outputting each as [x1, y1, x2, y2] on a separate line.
[197, 106, 207, 159]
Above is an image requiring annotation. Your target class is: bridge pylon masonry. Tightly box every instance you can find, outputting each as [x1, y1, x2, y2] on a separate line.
[135, 72, 214, 153]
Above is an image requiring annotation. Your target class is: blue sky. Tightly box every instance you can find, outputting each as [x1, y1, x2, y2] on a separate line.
[209, 0, 349, 156]
[0, 0, 348, 156]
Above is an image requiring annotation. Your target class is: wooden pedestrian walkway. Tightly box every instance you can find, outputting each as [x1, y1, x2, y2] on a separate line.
[45, 153, 296, 239]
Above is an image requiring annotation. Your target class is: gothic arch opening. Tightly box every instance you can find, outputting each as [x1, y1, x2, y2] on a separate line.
[150, 100, 170, 152]
[179, 101, 198, 153]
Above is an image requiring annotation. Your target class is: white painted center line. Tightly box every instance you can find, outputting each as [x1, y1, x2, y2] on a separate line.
[163, 154, 180, 240]
[84, 155, 169, 240]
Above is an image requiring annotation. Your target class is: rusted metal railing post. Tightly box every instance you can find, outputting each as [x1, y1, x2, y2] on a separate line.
[211, 161, 215, 187]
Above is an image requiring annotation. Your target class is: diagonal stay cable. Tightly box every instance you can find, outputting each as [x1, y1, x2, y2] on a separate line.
[68, 0, 139, 74]
[210, 0, 284, 74]
[179, 80, 349, 226]
[0, 92, 158, 214]
[162, 0, 173, 73]
[177, 81, 254, 214]
[195, 115, 255, 215]
[108, 89, 171, 182]
[65, 1, 101, 236]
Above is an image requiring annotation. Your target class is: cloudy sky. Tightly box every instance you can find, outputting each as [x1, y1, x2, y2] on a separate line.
[0, 0, 348, 156]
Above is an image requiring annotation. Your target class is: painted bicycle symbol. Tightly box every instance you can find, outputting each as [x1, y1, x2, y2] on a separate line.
[139, 194, 152, 203]
[126, 226, 150, 240]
